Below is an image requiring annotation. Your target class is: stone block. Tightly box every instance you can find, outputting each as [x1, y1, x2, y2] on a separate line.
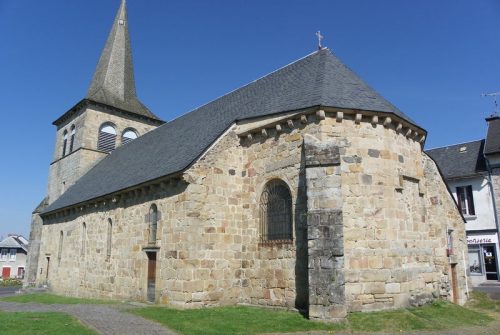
[385, 282, 400, 294]
[363, 282, 385, 294]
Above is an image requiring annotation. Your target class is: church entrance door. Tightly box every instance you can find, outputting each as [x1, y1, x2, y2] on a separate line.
[146, 252, 156, 302]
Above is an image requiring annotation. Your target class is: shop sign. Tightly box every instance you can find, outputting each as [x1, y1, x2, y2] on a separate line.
[467, 234, 498, 245]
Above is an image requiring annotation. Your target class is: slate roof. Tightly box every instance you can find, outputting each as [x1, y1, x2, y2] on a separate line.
[43, 48, 422, 214]
[484, 116, 500, 155]
[85, 0, 160, 121]
[0, 236, 28, 252]
[426, 139, 487, 179]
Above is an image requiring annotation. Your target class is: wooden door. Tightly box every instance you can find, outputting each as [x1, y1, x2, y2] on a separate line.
[2, 267, 10, 278]
[147, 252, 157, 302]
[451, 264, 458, 304]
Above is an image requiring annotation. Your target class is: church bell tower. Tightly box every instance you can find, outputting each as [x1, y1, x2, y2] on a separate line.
[26, 0, 164, 284]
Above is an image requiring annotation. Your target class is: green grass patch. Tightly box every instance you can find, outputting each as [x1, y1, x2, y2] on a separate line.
[348, 300, 493, 332]
[0, 311, 98, 335]
[466, 291, 500, 313]
[0, 293, 119, 305]
[132, 301, 493, 335]
[131, 305, 346, 335]
[348, 308, 431, 332]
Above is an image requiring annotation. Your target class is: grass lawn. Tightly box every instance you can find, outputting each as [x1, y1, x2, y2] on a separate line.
[0, 293, 119, 305]
[131, 305, 346, 335]
[349, 300, 493, 332]
[131, 300, 494, 335]
[0, 311, 98, 335]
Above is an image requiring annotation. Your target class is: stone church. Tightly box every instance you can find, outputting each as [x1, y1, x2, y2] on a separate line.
[27, 0, 468, 320]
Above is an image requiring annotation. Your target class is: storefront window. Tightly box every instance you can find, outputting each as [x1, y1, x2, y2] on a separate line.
[468, 247, 482, 275]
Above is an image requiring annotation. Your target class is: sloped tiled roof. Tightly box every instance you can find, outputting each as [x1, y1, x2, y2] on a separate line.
[426, 139, 487, 179]
[0, 236, 28, 252]
[485, 116, 500, 156]
[43, 48, 422, 214]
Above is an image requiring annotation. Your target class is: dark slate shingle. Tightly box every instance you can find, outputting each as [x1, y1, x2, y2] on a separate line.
[43, 48, 422, 214]
[484, 116, 500, 155]
[426, 139, 487, 179]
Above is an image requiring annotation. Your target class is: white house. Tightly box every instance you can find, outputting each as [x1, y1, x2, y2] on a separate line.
[0, 235, 29, 280]
[427, 125, 500, 285]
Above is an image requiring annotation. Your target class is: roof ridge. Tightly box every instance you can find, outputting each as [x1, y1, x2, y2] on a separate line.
[163, 50, 324, 125]
[425, 138, 485, 151]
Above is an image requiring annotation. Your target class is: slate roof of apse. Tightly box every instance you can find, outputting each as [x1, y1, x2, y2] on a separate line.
[43, 48, 421, 214]
[426, 139, 487, 179]
[484, 116, 500, 155]
[0, 236, 28, 252]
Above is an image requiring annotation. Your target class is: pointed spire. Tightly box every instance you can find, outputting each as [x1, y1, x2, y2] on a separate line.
[87, 0, 160, 120]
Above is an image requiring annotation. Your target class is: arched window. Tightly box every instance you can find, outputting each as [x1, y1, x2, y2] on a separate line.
[122, 128, 138, 145]
[260, 179, 293, 242]
[106, 219, 112, 260]
[149, 204, 158, 244]
[81, 223, 87, 256]
[69, 125, 76, 153]
[62, 130, 68, 157]
[97, 123, 117, 153]
[58, 231, 63, 263]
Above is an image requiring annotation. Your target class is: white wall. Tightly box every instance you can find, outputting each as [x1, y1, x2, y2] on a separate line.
[448, 176, 496, 231]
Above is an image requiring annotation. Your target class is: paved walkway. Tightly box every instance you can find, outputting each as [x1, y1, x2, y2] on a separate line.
[474, 282, 500, 300]
[0, 301, 176, 335]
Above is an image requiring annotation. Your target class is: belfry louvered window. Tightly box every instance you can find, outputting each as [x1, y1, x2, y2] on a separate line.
[260, 179, 293, 242]
[122, 128, 138, 145]
[97, 124, 117, 152]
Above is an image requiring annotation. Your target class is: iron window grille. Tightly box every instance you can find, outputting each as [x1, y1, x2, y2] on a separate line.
[260, 179, 293, 243]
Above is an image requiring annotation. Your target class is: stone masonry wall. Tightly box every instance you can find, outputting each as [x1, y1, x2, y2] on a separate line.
[37, 109, 467, 317]
[48, 107, 158, 203]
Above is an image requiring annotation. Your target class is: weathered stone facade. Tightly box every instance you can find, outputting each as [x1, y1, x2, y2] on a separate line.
[48, 105, 160, 202]
[26, 102, 161, 287]
[35, 109, 468, 319]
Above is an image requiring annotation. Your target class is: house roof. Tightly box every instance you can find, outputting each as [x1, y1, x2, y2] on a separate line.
[484, 115, 500, 156]
[426, 139, 487, 179]
[0, 236, 28, 252]
[43, 48, 422, 214]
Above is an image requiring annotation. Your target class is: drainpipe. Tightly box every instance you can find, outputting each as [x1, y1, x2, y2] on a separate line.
[483, 156, 500, 281]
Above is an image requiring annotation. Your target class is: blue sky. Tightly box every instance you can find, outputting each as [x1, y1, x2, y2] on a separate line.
[0, 0, 499, 238]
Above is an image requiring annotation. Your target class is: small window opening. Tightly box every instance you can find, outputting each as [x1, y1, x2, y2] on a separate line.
[62, 130, 68, 157]
[106, 219, 112, 260]
[58, 231, 63, 263]
[149, 204, 158, 244]
[69, 125, 76, 153]
[81, 223, 87, 256]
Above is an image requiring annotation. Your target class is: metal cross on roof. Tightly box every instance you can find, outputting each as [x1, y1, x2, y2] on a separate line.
[316, 31, 324, 50]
